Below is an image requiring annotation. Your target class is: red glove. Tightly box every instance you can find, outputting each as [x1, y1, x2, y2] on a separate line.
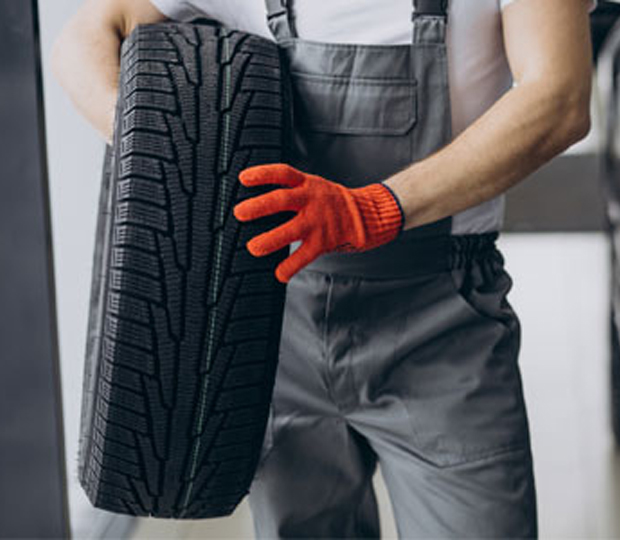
[233, 164, 405, 283]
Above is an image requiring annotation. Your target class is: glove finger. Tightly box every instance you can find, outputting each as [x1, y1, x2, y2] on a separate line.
[247, 216, 307, 257]
[239, 163, 305, 188]
[233, 187, 304, 222]
[274, 239, 319, 283]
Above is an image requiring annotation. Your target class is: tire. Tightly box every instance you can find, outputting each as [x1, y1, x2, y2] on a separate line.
[78, 20, 292, 519]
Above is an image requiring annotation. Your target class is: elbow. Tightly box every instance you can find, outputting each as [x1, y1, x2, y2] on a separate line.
[550, 85, 592, 150]
[562, 101, 591, 146]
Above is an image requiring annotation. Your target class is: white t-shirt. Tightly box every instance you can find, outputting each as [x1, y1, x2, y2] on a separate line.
[149, 0, 597, 233]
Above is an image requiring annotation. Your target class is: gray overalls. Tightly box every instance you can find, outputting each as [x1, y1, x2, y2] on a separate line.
[248, 1, 538, 537]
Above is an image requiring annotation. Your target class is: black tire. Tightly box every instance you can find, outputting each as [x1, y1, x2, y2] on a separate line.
[78, 20, 292, 519]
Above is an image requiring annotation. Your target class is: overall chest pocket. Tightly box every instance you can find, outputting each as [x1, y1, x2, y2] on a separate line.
[291, 71, 418, 135]
[289, 71, 419, 184]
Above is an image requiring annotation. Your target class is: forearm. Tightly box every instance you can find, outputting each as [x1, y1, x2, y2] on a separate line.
[384, 80, 591, 232]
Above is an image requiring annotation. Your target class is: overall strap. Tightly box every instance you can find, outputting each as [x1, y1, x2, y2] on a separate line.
[265, 0, 297, 41]
[412, 0, 449, 43]
[413, 0, 449, 18]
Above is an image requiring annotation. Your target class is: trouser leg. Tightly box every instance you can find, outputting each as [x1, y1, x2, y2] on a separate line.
[339, 252, 537, 538]
[248, 269, 381, 539]
[249, 417, 381, 539]
[377, 441, 537, 538]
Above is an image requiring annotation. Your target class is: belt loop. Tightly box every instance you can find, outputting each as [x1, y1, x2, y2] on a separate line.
[265, 0, 297, 42]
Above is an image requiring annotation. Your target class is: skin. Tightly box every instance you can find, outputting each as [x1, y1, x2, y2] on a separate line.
[52, 0, 593, 231]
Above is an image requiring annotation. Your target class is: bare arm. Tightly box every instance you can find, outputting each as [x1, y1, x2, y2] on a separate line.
[383, 0, 593, 231]
[51, 0, 168, 144]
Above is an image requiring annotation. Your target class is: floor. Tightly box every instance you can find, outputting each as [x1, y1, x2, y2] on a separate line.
[130, 233, 620, 539]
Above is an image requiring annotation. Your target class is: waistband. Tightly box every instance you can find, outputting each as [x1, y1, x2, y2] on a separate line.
[296, 232, 500, 279]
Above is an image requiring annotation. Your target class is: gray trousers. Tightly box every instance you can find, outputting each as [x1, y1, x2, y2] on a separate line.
[248, 246, 537, 538]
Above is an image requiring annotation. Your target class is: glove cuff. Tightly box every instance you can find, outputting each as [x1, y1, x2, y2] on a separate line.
[353, 182, 405, 248]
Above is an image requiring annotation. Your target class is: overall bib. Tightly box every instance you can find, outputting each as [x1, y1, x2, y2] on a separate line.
[248, 1, 538, 537]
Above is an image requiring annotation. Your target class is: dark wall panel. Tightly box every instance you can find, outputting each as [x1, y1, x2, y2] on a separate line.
[0, 0, 70, 537]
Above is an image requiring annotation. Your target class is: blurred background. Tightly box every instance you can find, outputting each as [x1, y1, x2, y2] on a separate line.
[3, 0, 620, 538]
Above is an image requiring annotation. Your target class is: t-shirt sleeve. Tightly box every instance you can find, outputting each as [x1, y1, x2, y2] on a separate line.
[148, 0, 202, 21]
[500, 0, 597, 12]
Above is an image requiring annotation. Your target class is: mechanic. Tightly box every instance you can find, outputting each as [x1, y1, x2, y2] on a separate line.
[52, 0, 595, 537]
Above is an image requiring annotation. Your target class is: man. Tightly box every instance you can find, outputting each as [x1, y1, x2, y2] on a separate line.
[52, 0, 595, 537]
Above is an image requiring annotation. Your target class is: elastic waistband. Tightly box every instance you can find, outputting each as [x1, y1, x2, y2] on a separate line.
[296, 232, 500, 279]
